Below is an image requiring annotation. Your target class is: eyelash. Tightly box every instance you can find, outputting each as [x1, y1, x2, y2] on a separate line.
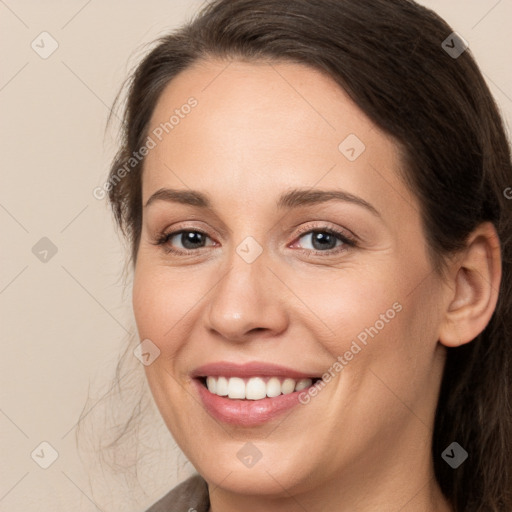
[153, 224, 357, 257]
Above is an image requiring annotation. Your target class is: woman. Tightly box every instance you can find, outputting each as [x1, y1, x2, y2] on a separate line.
[104, 0, 512, 510]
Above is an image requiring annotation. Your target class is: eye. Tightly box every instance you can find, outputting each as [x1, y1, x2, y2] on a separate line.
[153, 224, 356, 257]
[292, 226, 356, 255]
[154, 229, 215, 254]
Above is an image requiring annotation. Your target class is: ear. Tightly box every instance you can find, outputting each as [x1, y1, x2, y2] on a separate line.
[439, 222, 502, 348]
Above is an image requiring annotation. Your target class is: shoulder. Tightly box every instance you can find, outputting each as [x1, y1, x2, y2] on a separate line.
[144, 473, 210, 512]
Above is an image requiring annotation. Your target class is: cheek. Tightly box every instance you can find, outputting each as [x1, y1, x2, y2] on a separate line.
[298, 260, 440, 377]
[131, 263, 198, 424]
[293, 267, 405, 355]
[132, 263, 202, 354]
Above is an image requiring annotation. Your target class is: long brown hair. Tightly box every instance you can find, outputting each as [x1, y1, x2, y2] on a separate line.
[106, 1, 512, 509]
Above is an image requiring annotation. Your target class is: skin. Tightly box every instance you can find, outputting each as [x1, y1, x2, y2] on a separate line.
[132, 59, 501, 511]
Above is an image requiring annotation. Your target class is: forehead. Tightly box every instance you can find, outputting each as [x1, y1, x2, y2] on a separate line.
[142, 59, 413, 220]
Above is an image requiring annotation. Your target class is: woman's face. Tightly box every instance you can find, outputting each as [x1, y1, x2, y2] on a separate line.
[133, 59, 450, 498]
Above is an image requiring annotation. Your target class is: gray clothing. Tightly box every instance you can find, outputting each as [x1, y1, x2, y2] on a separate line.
[145, 474, 210, 512]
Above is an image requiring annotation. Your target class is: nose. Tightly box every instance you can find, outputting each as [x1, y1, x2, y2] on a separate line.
[205, 251, 289, 342]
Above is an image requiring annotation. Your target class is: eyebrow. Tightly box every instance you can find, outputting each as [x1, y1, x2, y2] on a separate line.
[144, 187, 380, 217]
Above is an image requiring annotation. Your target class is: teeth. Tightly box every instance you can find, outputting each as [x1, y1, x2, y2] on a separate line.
[228, 377, 245, 399]
[281, 378, 296, 394]
[204, 376, 314, 400]
[246, 377, 267, 400]
[295, 378, 311, 391]
[206, 376, 216, 394]
[215, 376, 228, 396]
[266, 377, 282, 397]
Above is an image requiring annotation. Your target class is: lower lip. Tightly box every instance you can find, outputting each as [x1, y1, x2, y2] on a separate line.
[193, 378, 308, 427]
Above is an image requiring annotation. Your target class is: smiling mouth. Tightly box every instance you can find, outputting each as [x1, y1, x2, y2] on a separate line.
[197, 375, 321, 400]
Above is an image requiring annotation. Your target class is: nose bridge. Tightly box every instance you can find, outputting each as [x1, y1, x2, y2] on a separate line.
[205, 241, 287, 340]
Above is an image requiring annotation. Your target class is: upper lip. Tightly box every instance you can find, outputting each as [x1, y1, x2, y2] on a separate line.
[191, 361, 320, 380]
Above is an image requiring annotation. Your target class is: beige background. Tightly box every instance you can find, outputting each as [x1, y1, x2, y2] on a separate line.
[1, 1, 511, 511]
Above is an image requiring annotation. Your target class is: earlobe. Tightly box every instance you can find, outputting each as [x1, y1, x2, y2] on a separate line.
[439, 222, 502, 348]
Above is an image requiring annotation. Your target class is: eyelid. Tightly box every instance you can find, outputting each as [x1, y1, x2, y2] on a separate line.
[292, 221, 357, 242]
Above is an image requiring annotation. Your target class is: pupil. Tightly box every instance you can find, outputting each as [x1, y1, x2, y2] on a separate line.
[312, 232, 336, 250]
[182, 231, 204, 249]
